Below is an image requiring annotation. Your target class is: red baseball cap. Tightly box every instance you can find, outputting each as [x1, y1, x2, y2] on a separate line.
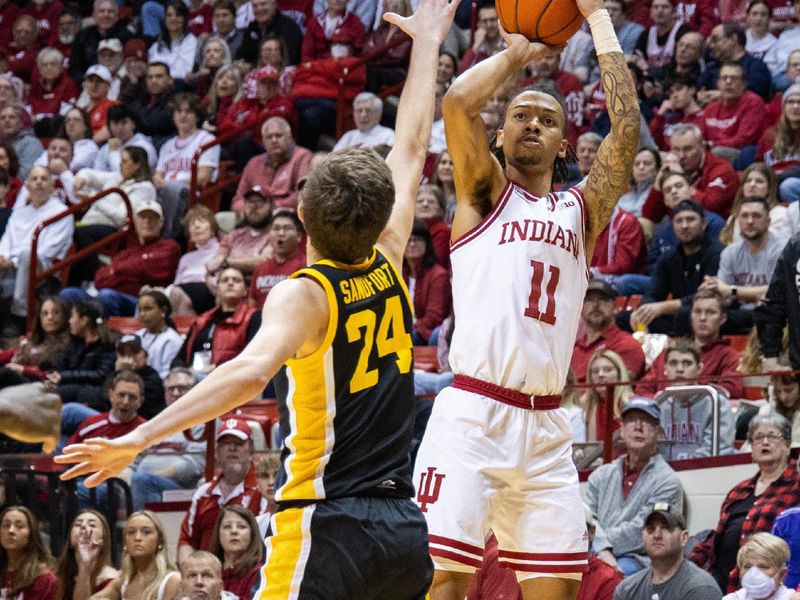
[124, 39, 147, 61]
[255, 65, 280, 82]
[216, 417, 253, 442]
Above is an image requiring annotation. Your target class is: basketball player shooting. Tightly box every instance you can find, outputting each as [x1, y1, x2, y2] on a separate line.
[54, 0, 459, 597]
[412, 1, 640, 599]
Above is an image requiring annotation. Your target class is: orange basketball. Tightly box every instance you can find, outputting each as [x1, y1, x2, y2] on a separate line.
[496, 0, 584, 45]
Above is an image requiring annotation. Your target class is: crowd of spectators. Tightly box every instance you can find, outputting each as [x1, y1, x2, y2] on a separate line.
[1, 0, 800, 597]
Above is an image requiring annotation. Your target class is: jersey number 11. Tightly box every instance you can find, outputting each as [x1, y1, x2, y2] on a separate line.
[525, 260, 560, 325]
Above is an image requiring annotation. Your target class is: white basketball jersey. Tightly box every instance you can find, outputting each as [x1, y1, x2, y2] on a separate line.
[449, 182, 589, 396]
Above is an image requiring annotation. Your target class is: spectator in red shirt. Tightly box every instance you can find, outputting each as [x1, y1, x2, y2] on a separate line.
[188, 0, 215, 37]
[703, 62, 766, 167]
[177, 417, 267, 564]
[27, 47, 78, 138]
[82, 64, 119, 146]
[590, 207, 646, 278]
[22, 0, 62, 45]
[364, 0, 411, 95]
[249, 211, 306, 310]
[231, 117, 311, 215]
[517, 52, 585, 147]
[203, 63, 243, 136]
[60, 201, 181, 317]
[414, 184, 449, 269]
[210, 505, 264, 599]
[0, 506, 58, 600]
[4, 14, 39, 82]
[0, 0, 21, 50]
[642, 123, 739, 220]
[649, 73, 705, 150]
[571, 279, 647, 382]
[636, 288, 744, 397]
[302, 0, 365, 62]
[403, 220, 451, 346]
[634, 0, 693, 70]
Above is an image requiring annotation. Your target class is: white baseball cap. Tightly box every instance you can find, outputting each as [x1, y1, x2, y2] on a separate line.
[135, 201, 163, 218]
[85, 64, 112, 83]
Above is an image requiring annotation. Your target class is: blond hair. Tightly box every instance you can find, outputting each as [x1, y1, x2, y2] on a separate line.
[737, 532, 790, 571]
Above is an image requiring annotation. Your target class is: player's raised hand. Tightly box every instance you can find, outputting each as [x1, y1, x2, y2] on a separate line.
[575, 0, 604, 17]
[383, 0, 461, 45]
[498, 21, 566, 66]
[54, 431, 146, 487]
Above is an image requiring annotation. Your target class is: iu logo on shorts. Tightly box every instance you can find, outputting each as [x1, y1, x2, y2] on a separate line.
[417, 467, 446, 513]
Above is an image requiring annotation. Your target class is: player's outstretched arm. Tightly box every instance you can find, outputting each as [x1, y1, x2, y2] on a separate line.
[378, 0, 460, 267]
[578, 0, 640, 258]
[55, 278, 329, 487]
[443, 29, 563, 235]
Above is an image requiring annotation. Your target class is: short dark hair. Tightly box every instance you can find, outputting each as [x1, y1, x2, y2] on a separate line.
[719, 61, 745, 78]
[147, 61, 171, 75]
[213, 0, 236, 14]
[110, 369, 145, 397]
[739, 195, 770, 213]
[665, 338, 701, 364]
[107, 104, 135, 125]
[270, 209, 304, 233]
[672, 198, 705, 219]
[300, 148, 394, 263]
[721, 22, 746, 47]
[666, 72, 698, 92]
[747, 0, 772, 15]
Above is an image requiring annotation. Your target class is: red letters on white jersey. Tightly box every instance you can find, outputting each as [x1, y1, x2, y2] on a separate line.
[448, 182, 589, 395]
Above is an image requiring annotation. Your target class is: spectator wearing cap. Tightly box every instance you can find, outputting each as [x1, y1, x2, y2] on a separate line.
[177, 417, 266, 564]
[700, 22, 772, 103]
[302, 0, 365, 62]
[206, 187, 272, 283]
[333, 92, 396, 151]
[148, 1, 199, 81]
[236, 0, 303, 67]
[641, 124, 739, 222]
[113, 333, 166, 419]
[129, 367, 205, 511]
[5, 14, 39, 82]
[586, 398, 685, 577]
[68, 0, 132, 84]
[118, 39, 149, 106]
[230, 116, 310, 216]
[0, 102, 43, 179]
[60, 201, 180, 317]
[690, 413, 800, 592]
[0, 165, 72, 336]
[173, 266, 261, 375]
[618, 199, 725, 336]
[27, 47, 78, 139]
[614, 503, 722, 600]
[127, 62, 177, 150]
[93, 104, 158, 173]
[82, 64, 120, 145]
[66, 145, 156, 287]
[219, 65, 297, 167]
[577, 504, 623, 600]
[77, 38, 125, 106]
[249, 211, 306, 310]
[636, 290, 744, 398]
[701, 62, 766, 168]
[155, 92, 219, 238]
[571, 280, 646, 382]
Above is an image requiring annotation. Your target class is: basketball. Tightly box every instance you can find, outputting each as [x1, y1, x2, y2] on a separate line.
[496, 0, 584, 45]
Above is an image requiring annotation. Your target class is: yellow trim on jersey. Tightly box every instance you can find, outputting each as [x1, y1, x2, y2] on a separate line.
[253, 506, 314, 599]
[279, 269, 338, 501]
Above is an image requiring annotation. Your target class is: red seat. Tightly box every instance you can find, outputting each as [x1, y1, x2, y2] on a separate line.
[626, 295, 643, 311]
[615, 295, 628, 312]
[223, 398, 281, 448]
[106, 316, 141, 334]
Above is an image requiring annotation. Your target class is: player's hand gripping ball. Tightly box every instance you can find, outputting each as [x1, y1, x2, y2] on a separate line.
[497, 0, 585, 44]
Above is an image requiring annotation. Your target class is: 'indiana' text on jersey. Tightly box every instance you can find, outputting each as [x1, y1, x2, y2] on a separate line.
[277, 248, 416, 502]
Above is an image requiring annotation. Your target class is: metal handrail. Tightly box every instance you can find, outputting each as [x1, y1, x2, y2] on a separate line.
[656, 384, 722, 457]
[26, 187, 134, 331]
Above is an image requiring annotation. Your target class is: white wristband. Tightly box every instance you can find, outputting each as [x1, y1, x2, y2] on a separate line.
[587, 9, 623, 55]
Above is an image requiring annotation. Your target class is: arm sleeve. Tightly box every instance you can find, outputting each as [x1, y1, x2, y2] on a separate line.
[754, 247, 790, 358]
[695, 168, 738, 217]
[717, 247, 733, 284]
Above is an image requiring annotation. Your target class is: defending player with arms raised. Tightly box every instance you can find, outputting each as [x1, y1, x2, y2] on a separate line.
[54, 0, 459, 598]
[413, 2, 640, 599]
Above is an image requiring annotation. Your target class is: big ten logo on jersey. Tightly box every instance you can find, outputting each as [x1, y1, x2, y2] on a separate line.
[417, 467, 446, 513]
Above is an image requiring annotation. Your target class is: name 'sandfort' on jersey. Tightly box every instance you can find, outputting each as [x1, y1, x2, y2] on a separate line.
[339, 261, 398, 305]
[498, 218, 580, 260]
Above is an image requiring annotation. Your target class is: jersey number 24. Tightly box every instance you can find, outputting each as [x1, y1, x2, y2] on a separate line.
[345, 295, 412, 393]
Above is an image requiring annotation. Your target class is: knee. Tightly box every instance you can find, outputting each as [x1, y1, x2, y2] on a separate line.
[779, 178, 800, 203]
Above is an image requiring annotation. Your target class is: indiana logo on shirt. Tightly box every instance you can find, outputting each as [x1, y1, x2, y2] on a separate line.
[417, 467, 446, 513]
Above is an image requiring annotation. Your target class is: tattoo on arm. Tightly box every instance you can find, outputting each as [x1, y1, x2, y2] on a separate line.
[585, 52, 641, 242]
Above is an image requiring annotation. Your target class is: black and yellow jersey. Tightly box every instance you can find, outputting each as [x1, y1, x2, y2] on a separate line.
[276, 247, 416, 503]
